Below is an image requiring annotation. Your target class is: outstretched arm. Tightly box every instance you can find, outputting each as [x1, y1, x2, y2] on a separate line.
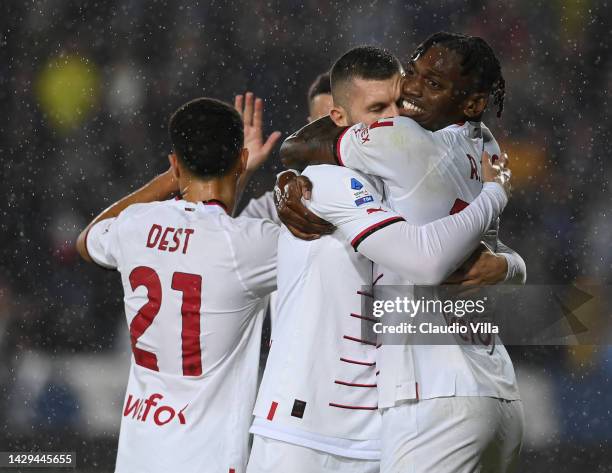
[301, 152, 511, 284]
[280, 115, 347, 171]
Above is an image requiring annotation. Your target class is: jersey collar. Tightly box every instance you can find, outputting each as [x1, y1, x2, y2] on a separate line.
[173, 196, 229, 214]
[201, 199, 229, 214]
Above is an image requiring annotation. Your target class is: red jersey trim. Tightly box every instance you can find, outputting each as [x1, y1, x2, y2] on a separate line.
[335, 380, 377, 388]
[349, 313, 378, 323]
[340, 357, 376, 367]
[267, 401, 278, 421]
[369, 119, 394, 129]
[335, 127, 351, 166]
[351, 216, 405, 250]
[202, 199, 229, 214]
[329, 403, 378, 410]
[343, 335, 377, 347]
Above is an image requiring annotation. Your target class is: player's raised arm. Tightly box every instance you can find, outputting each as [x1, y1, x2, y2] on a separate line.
[75, 166, 179, 263]
[233, 91, 282, 214]
[280, 115, 347, 170]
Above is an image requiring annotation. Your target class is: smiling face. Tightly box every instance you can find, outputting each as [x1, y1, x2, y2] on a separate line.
[401, 45, 487, 131]
[331, 72, 403, 126]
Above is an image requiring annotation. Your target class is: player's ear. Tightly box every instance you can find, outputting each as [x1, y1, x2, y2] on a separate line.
[463, 92, 488, 120]
[330, 105, 348, 127]
[168, 152, 181, 180]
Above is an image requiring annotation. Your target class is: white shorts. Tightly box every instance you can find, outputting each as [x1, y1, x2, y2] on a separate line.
[247, 435, 380, 473]
[380, 397, 524, 473]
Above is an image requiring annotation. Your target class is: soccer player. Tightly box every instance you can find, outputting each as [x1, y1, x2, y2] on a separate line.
[247, 47, 403, 473]
[307, 71, 333, 122]
[278, 33, 524, 472]
[75, 98, 279, 473]
[247, 46, 509, 473]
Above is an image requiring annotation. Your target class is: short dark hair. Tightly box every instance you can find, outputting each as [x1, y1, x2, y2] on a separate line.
[413, 32, 506, 117]
[307, 72, 331, 103]
[168, 98, 243, 178]
[330, 46, 402, 101]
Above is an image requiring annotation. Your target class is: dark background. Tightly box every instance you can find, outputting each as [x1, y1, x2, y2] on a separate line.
[1, 0, 611, 471]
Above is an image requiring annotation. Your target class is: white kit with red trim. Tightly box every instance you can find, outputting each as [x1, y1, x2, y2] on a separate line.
[335, 116, 520, 407]
[251, 167, 405, 460]
[86, 199, 279, 473]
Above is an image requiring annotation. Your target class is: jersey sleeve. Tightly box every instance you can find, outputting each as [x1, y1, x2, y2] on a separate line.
[303, 165, 405, 248]
[356, 182, 508, 285]
[239, 191, 281, 225]
[232, 217, 280, 298]
[336, 116, 438, 181]
[85, 218, 120, 269]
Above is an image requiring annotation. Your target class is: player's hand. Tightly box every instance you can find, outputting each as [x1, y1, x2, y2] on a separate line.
[274, 170, 335, 240]
[235, 92, 282, 173]
[481, 151, 511, 196]
[445, 243, 508, 287]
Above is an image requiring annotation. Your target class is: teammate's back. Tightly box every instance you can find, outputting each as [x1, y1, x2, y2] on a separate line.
[77, 97, 278, 473]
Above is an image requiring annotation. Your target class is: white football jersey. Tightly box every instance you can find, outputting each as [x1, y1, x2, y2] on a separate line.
[240, 191, 280, 225]
[86, 199, 279, 473]
[251, 167, 404, 460]
[336, 116, 520, 407]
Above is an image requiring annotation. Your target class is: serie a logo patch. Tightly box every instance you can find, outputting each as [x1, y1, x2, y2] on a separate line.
[346, 177, 374, 207]
[291, 399, 307, 418]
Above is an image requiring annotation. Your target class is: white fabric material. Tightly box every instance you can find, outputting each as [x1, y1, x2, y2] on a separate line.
[247, 435, 379, 473]
[87, 200, 279, 473]
[251, 171, 396, 460]
[240, 190, 280, 224]
[498, 241, 527, 284]
[332, 117, 521, 407]
[380, 397, 524, 473]
[338, 117, 525, 282]
[354, 182, 507, 285]
[239, 190, 281, 331]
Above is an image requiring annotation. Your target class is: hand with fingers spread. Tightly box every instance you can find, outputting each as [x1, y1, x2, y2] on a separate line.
[274, 170, 335, 240]
[235, 92, 282, 173]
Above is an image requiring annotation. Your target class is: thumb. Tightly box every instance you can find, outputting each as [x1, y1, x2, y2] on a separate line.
[262, 131, 282, 154]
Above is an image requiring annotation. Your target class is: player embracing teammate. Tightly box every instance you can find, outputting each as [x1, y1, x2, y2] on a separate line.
[267, 33, 525, 472]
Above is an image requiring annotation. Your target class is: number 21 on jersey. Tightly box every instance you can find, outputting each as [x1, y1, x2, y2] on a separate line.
[128, 266, 203, 376]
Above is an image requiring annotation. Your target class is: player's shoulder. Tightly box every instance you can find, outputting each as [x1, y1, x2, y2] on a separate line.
[357, 115, 430, 139]
[303, 165, 382, 205]
[222, 215, 280, 258]
[390, 115, 429, 131]
[303, 163, 368, 182]
[229, 214, 279, 233]
[303, 164, 380, 192]
[115, 200, 173, 225]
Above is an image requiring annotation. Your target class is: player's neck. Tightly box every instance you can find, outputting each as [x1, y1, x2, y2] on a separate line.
[179, 176, 235, 212]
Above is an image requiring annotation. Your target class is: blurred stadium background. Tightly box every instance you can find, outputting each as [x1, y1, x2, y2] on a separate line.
[1, 0, 611, 471]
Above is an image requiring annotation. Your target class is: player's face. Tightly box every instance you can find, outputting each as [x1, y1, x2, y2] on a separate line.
[308, 93, 334, 122]
[400, 45, 471, 131]
[345, 73, 403, 126]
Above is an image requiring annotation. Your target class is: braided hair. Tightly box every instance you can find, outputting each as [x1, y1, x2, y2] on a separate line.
[412, 32, 505, 118]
